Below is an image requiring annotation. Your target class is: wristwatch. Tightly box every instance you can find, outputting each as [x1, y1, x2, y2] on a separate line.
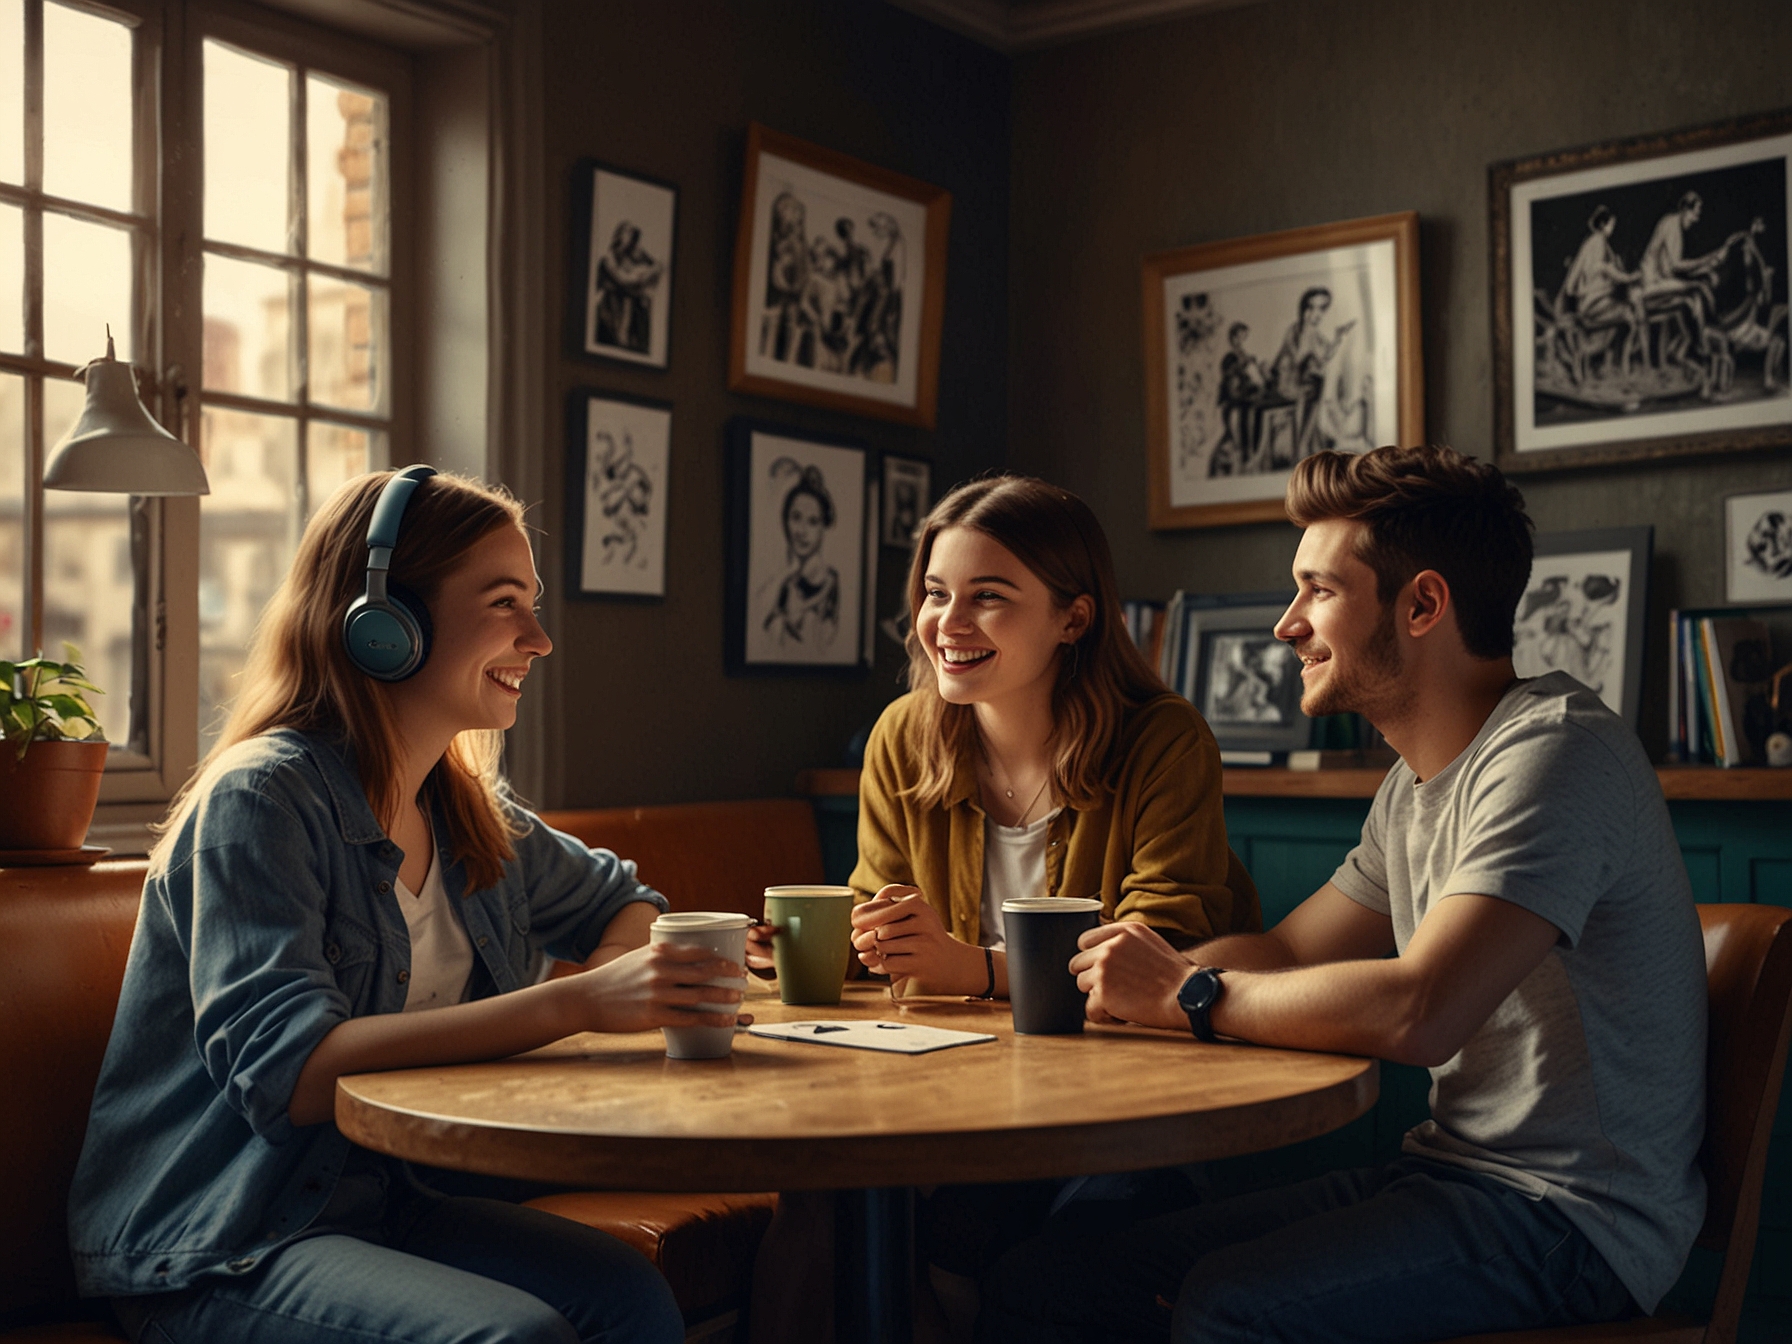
[1177, 967, 1224, 1042]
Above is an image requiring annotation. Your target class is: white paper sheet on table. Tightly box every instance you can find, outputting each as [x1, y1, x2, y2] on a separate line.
[747, 1020, 996, 1054]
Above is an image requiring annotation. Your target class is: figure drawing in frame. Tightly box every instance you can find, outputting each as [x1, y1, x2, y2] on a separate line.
[577, 394, 669, 598]
[760, 458, 842, 651]
[1530, 162, 1788, 423]
[759, 189, 906, 385]
[1511, 550, 1633, 715]
[579, 163, 676, 369]
[1202, 633, 1303, 729]
[593, 220, 662, 356]
[881, 456, 930, 548]
[1725, 487, 1792, 604]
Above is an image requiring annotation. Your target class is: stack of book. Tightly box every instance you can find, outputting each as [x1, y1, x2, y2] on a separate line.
[1668, 610, 1775, 766]
[1121, 599, 1166, 672]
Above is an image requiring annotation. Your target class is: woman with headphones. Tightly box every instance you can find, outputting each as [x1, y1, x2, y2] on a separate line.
[69, 468, 721, 1344]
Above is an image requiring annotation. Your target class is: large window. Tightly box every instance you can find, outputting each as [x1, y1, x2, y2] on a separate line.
[1, 0, 411, 808]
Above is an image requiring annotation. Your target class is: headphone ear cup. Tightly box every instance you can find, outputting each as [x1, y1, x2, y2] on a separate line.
[387, 584, 433, 671]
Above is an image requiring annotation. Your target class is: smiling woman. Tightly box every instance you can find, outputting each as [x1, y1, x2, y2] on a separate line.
[63, 468, 736, 1344]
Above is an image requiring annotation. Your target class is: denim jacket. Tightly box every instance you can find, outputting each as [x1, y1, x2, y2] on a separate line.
[67, 729, 667, 1298]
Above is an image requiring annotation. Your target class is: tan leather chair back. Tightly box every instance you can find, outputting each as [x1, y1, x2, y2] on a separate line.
[538, 799, 826, 920]
[0, 863, 145, 1318]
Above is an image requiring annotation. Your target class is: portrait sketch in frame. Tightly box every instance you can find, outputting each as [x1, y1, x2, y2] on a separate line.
[1177, 602, 1311, 754]
[881, 455, 931, 549]
[728, 123, 951, 429]
[1143, 212, 1423, 530]
[725, 419, 868, 672]
[1512, 527, 1652, 729]
[571, 159, 677, 369]
[1491, 109, 1792, 472]
[566, 390, 671, 599]
[1725, 487, 1792, 605]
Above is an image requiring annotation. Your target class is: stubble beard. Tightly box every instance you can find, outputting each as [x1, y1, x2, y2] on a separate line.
[1299, 604, 1408, 723]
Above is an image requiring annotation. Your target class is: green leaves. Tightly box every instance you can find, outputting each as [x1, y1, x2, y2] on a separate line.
[0, 643, 106, 761]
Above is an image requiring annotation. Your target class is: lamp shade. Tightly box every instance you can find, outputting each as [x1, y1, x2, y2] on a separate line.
[44, 344, 210, 496]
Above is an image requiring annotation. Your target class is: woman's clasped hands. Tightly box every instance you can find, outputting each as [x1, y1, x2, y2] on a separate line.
[850, 884, 989, 998]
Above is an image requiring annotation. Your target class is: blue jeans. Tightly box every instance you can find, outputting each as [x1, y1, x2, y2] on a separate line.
[978, 1155, 1636, 1343]
[112, 1158, 683, 1344]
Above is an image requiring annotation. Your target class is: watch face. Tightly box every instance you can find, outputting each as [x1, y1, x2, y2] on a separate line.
[1179, 970, 1218, 1012]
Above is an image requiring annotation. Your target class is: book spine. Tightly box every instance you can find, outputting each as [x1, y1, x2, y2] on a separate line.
[1666, 609, 1682, 762]
[1699, 618, 1738, 766]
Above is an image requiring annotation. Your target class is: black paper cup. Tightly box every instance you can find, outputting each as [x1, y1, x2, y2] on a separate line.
[1001, 896, 1102, 1035]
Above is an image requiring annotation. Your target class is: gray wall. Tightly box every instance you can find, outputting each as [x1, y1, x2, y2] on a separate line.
[1007, 0, 1792, 759]
[536, 0, 1009, 806]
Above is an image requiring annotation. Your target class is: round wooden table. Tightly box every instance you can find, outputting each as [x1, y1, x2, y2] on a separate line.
[338, 982, 1377, 1340]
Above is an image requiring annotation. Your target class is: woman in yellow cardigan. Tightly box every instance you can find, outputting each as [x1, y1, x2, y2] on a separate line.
[848, 472, 1259, 998]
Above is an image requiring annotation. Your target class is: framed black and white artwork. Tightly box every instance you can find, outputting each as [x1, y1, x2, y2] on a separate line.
[571, 159, 676, 369]
[880, 456, 930, 548]
[1725, 487, 1792, 605]
[1492, 108, 1792, 471]
[1142, 212, 1424, 530]
[566, 390, 670, 599]
[725, 419, 868, 672]
[1512, 527, 1652, 728]
[728, 123, 951, 429]
[1175, 602, 1311, 754]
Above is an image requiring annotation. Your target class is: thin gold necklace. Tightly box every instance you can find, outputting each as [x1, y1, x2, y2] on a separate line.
[982, 747, 1052, 825]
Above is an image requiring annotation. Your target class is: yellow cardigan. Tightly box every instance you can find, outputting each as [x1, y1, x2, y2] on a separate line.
[848, 691, 1260, 948]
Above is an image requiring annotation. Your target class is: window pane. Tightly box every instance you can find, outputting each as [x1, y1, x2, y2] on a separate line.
[204, 253, 291, 400]
[44, 212, 132, 365]
[43, 1, 133, 212]
[307, 421, 371, 518]
[307, 75, 386, 275]
[44, 375, 132, 747]
[0, 0, 21, 187]
[309, 275, 382, 411]
[0, 202, 20, 353]
[204, 40, 291, 255]
[0, 371, 21, 659]
[198, 408, 297, 753]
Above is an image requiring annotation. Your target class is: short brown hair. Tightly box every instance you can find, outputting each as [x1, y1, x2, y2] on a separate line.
[901, 474, 1165, 809]
[1285, 446, 1533, 660]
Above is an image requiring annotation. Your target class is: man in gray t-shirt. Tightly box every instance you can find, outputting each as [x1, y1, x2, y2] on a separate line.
[981, 446, 1705, 1344]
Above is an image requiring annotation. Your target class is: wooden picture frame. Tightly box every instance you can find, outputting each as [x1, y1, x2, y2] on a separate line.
[1143, 211, 1423, 530]
[569, 159, 677, 370]
[564, 389, 672, 599]
[1513, 526, 1653, 729]
[728, 123, 951, 428]
[1491, 108, 1792, 472]
[725, 418, 869, 673]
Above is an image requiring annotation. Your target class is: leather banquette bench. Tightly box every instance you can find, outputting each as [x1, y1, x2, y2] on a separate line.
[0, 798, 821, 1344]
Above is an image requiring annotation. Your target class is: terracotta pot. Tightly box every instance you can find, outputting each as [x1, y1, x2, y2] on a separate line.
[0, 738, 108, 851]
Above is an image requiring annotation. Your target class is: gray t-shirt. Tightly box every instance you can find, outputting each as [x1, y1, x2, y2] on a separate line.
[1330, 672, 1706, 1313]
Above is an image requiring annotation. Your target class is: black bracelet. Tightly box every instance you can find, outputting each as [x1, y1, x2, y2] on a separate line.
[974, 946, 996, 1000]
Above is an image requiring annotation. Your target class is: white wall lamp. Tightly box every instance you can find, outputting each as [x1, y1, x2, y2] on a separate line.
[44, 331, 209, 497]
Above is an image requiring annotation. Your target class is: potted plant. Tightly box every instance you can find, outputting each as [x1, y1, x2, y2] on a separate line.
[0, 646, 108, 853]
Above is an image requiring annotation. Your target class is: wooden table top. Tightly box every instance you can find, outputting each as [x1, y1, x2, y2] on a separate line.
[336, 983, 1378, 1191]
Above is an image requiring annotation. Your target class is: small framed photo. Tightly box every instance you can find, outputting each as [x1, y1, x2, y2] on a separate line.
[1177, 602, 1311, 753]
[880, 456, 931, 548]
[1491, 108, 1792, 471]
[1513, 526, 1653, 728]
[1725, 487, 1792, 605]
[726, 419, 868, 672]
[566, 390, 671, 599]
[728, 123, 951, 428]
[571, 159, 677, 369]
[1142, 212, 1424, 530]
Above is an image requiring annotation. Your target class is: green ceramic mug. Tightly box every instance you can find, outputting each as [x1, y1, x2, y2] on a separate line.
[763, 885, 856, 1006]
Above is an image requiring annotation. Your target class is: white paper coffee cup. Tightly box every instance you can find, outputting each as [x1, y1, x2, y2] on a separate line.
[648, 912, 751, 1059]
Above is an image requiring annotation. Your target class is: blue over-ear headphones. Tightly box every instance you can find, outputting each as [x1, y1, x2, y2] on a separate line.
[342, 464, 437, 680]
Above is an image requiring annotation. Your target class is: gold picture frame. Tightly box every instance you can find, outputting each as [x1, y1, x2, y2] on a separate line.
[1143, 211, 1424, 530]
[729, 123, 952, 429]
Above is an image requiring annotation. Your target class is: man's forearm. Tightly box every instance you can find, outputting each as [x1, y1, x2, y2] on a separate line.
[1213, 959, 1433, 1063]
[1188, 926, 1305, 973]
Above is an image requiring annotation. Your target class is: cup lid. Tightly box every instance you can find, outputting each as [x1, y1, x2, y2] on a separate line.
[650, 911, 754, 931]
[764, 884, 855, 898]
[1000, 896, 1102, 914]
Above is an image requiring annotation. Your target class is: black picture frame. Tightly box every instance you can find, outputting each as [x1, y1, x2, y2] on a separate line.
[1490, 108, 1792, 472]
[1514, 526, 1653, 729]
[563, 389, 672, 600]
[1178, 601, 1311, 753]
[569, 158, 678, 370]
[724, 418, 869, 673]
[880, 455, 930, 549]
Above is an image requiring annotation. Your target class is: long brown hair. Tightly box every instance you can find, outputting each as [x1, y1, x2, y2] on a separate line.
[901, 474, 1165, 809]
[154, 470, 529, 888]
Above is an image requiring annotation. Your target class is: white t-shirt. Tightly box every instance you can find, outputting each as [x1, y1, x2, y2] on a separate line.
[1330, 672, 1706, 1313]
[979, 809, 1060, 950]
[394, 827, 474, 1012]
